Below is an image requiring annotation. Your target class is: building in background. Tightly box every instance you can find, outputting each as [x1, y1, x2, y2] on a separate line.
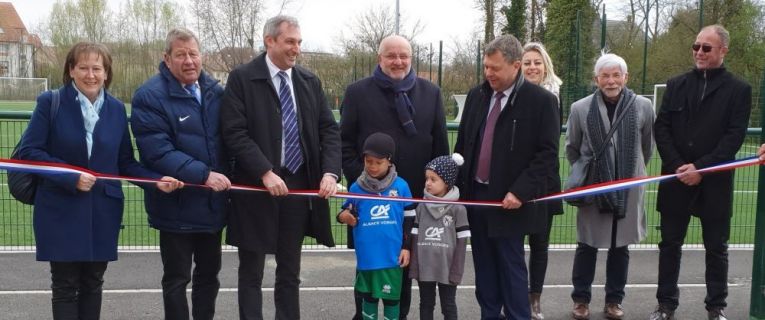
[0, 2, 41, 78]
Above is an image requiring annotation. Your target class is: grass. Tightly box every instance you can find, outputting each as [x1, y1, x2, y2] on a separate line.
[0, 101, 761, 248]
[0, 100, 132, 114]
[0, 101, 35, 111]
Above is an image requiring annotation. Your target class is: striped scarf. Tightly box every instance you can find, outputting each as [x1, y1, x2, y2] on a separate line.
[585, 88, 638, 218]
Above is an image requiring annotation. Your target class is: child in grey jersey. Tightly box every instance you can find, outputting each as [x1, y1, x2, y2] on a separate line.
[410, 153, 471, 320]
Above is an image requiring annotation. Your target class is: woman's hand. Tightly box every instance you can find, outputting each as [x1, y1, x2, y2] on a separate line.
[76, 173, 97, 192]
[157, 176, 183, 193]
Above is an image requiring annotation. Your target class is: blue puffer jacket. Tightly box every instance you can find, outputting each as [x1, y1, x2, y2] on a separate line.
[130, 62, 228, 232]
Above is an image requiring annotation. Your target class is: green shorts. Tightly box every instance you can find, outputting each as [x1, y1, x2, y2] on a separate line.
[355, 267, 403, 300]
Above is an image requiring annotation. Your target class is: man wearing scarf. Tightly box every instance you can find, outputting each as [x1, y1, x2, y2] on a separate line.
[650, 25, 751, 320]
[564, 53, 655, 320]
[340, 34, 449, 320]
[453, 34, 559, 320]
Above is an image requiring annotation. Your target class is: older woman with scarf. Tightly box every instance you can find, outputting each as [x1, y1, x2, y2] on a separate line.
[564, 53, 654, 320]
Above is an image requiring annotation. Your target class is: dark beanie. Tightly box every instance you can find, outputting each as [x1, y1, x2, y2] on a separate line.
[362, 132, 396, 160]
[425, 153, 464, 189]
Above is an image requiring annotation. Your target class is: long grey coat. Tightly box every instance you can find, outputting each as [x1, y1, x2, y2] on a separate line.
[565, 92, 654, 248]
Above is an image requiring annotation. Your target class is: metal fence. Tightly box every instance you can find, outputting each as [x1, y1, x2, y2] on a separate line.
[0, 115, 761, 251]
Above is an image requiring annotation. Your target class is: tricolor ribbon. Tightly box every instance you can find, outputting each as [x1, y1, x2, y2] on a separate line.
[533, 156, 764, 203]
[0, 157, 762, 208]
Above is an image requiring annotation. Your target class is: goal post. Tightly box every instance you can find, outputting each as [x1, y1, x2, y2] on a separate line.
[653, 83, 667, 112]
[0, 77, 48, 101]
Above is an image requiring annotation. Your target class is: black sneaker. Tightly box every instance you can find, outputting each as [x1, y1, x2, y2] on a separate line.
[648, 305, 674, 320]
[707, 308, 727, 320]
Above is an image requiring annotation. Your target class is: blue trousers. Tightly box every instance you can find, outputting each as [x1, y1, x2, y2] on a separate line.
[469, 203, 529, 320]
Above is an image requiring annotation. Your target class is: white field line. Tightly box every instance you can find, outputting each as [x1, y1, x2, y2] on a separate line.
[0, 244, 755, 253]
[0, 283, 742, 295]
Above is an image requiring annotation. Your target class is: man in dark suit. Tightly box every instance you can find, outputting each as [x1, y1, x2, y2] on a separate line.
[650, 24, 751, 320]
[219, 15, 341, 320]
[453, 34, 559, 320]
[339, 34, 449, 320]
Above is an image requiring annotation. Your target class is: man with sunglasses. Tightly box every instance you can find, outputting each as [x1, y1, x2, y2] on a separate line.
[650, 24, 751, 320]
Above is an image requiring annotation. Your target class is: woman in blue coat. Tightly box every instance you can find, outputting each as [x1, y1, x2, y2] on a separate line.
[17, 42, 181, 319]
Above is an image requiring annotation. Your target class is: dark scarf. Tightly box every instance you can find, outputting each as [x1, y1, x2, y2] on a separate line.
[357, 164, 399, 194]
[372, 66, 417, 136]
[586, 88, 638, 219]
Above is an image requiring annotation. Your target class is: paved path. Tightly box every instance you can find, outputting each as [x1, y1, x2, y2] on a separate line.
[0, 248, 754, 319]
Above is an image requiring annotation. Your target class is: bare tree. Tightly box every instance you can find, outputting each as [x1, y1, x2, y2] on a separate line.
[529, 0, 546, 41]
[106, 0, 183, 100]
[117, 0, 182, 46]
[476, 0, 496, 44]
[47, 0, 112, 46]
[338, 4, 424, 55]
[192, 0, 264, 72]
[48, 1, 84, 47]
[79, 0, 112, 42]
[274, 0, 296, 15]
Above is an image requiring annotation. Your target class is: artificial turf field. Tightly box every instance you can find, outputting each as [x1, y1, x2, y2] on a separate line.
[0, 100, 760, 247]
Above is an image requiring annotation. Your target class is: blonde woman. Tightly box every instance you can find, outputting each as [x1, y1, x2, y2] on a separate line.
[523, 42, 563, 97]
[521, 42, 563, 320]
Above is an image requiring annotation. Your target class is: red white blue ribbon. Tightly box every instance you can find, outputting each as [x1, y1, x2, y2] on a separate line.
[532, 156, 764, 203]
[0, 157, 762, 208]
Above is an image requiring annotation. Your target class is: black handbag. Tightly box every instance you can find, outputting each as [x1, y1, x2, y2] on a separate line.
[8, 89, 60, 205]
[565, 104, 629, 211]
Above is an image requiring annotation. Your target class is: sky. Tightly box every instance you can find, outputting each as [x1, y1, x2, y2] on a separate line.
[8, 0, 625, 53]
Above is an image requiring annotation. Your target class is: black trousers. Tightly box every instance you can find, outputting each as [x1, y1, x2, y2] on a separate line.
[656, 212, 730, 310]
[571, 243, 629, 304]
[418, 281, 458, 320]
[238, 166, 310, 320]
[527, 214, 555, 293]
[159, 230, 222, 320]
[49, 261, 108, 320]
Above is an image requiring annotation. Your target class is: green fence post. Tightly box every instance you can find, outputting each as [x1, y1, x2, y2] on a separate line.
[476, 40, 482, 85]
[600, 4, 606, 50]
[750, 70, 765, 319]
[429, 43, 434, 82]
[416, 46, 420, 75]
[438, 40, 443, 88]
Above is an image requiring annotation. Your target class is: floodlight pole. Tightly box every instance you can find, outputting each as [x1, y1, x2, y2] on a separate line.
[395, 0, 400, 35]
[699, 0, 704, 31]
[641, 0, 649, 94]
[750, 66, 765, 319]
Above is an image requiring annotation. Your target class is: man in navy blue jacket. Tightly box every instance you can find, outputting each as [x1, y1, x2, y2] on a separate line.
[131, 28, 231, 320]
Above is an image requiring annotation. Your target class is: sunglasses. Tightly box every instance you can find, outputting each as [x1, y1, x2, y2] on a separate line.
[692, 44, 720, 53]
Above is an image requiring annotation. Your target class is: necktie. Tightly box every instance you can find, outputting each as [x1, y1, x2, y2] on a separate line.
[277, 71, 303, 173]
[185, 83, 201, 104]
[475, 92, 505, 182]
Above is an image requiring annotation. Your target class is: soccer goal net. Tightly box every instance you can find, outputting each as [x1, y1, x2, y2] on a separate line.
[0, 77, 48, 101]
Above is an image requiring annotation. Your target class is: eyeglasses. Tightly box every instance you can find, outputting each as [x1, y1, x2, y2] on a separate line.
[383, 54, 411, 61]
[692, 44, 721, 53]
